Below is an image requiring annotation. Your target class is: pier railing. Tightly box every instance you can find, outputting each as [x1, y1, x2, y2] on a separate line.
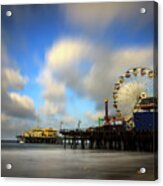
[59, 125, 157, 152]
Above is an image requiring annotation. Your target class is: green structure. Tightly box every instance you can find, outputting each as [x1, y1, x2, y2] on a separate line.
[98, 117, 105, 127]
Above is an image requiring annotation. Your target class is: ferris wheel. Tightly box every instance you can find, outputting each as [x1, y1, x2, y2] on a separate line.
[112, 67, 155, 128]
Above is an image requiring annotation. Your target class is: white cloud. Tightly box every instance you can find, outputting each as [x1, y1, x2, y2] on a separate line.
[83, 47, 153, 109]
[1, 114, 35, 139]
[40, 100, 62, 116]
[46, 38, 91, 70]
[85, 111, 104, 122]
[2, 67, 27, 90]
[38, 38, 92, 116]
[9, 93, 34, 109]
[38, 68, 66, 116]
[39, 37, 153, 121]
[64, 2, 153, 32]
[9, 92, 35, 113]
[1, 113, 9, 123]
[1, 45, 36, 120]
[62, 115, 76, 124]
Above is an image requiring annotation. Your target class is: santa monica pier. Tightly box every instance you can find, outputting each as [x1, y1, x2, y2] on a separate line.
[16, 67, 158, 152]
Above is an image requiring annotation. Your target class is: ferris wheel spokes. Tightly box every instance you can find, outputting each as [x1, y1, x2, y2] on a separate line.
[112, 67, 155, 128]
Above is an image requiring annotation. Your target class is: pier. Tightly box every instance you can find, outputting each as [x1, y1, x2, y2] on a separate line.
[60, 97, 157, 152]
[60, 125, 157, 152]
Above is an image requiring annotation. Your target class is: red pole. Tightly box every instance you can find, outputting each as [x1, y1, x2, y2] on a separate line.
[104, 98, 109, 123]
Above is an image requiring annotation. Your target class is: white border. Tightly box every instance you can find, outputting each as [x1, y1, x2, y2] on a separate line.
[0, 0, 163, 186]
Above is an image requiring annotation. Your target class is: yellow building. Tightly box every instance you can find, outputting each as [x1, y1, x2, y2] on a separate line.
[22, 127, 57, 138]
[43, 128, 57, 137]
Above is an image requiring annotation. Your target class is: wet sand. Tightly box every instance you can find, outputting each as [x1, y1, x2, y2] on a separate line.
[1, 144, 157, 180]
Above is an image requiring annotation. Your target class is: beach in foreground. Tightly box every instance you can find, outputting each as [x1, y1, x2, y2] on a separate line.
[1, 142, 156, 180]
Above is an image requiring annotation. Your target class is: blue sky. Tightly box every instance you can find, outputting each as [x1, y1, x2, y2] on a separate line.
[1, 2, 156, 137]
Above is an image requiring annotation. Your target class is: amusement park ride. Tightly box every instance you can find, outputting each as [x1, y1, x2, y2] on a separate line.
[97, 67, 157, 131]
[17, 67, 158, 146]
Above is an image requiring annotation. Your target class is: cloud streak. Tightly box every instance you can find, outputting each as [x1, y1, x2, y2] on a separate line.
[39, 37, 153, 122]
[1, 2, 155, 138]
[1, 45, 36, 120]
[64, 2, 154, 33]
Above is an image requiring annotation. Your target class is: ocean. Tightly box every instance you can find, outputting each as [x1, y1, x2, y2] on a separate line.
[1, 141, 156, 180]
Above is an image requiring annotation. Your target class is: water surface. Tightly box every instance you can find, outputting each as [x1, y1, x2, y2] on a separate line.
[1, 142, 156, 180]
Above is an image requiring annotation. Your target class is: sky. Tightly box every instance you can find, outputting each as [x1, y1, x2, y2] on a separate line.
[1, 2, 156, 138]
